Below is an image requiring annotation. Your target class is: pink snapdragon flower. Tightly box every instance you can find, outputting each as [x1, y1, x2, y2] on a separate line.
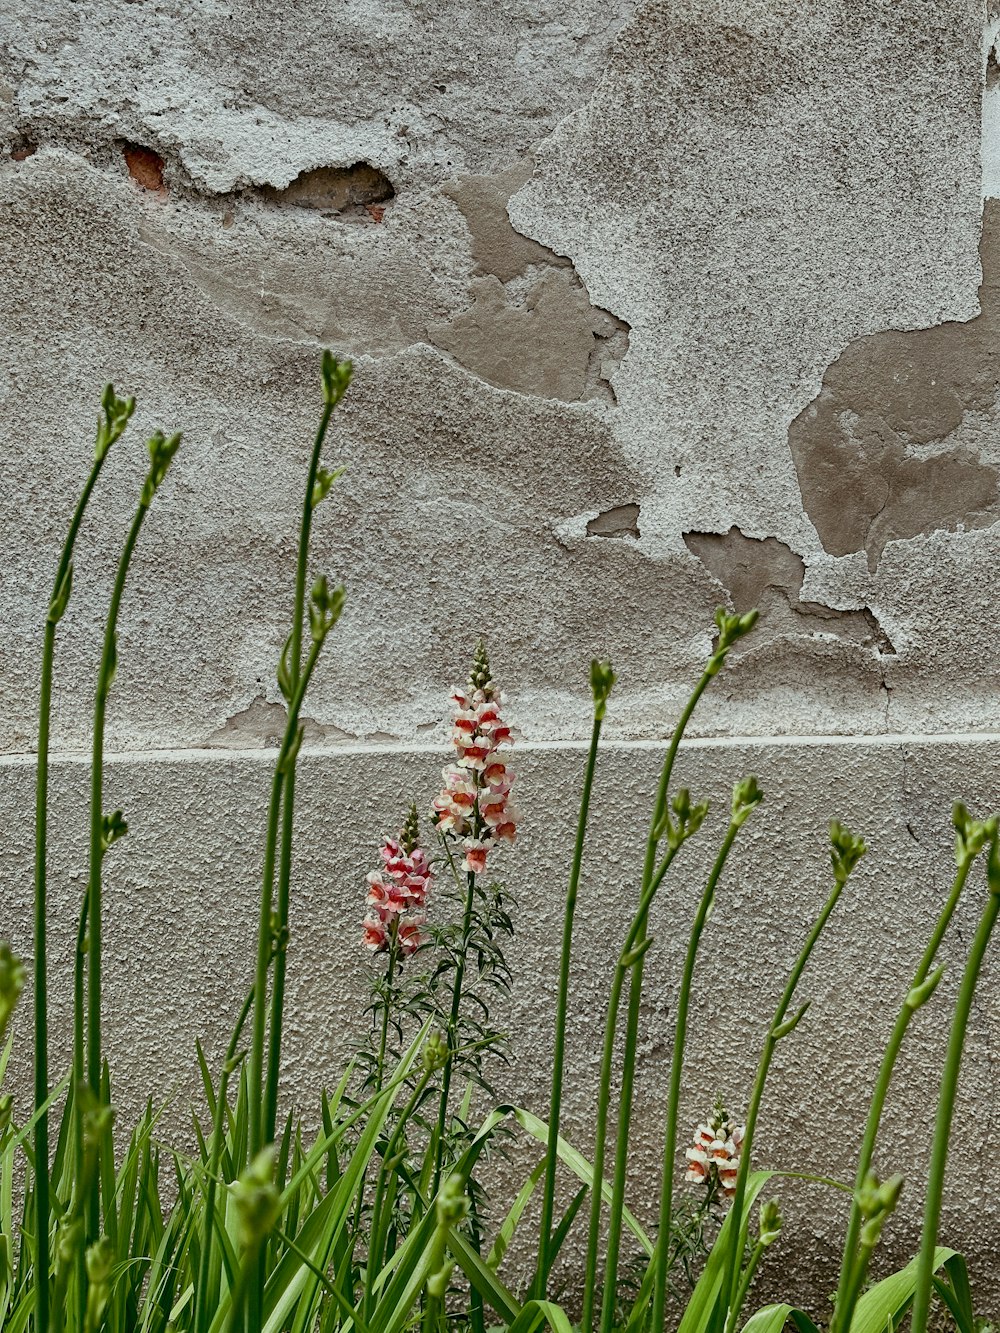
[431, 642, 517, 876]
[362, 806, 432, 956]
[684, 1102, 745, 1199]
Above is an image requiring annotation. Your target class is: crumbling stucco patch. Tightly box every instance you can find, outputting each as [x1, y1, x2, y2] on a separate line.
[442, 162, 568, 282]
[587, 504, 640, 539]
[262, 162, 394, 214]
[429, 270, 627, 403]
[683, 527, 895, 653]
[789, 201, 1000, 572]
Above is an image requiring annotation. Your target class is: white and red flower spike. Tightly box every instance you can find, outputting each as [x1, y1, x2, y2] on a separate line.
[362, 806, 432, 957]
[431, 642, 517, 878]
[684, 1101, 745, 1201]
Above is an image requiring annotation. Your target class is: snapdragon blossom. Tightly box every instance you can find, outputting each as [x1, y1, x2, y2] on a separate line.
[684, 1102, 745, 1199]
[431, 643, 517, 875]
[362, 808, 432, 957]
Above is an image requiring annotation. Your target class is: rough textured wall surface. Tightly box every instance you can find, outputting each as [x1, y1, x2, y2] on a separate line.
[3, 0, 1000, 1314]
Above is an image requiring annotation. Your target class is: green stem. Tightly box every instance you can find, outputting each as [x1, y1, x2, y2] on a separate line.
[376, 930, 399, 1094]
[910, 853, 1000, 1333]
[729, 1238, 767, 1332]
[194, 985, 255, 1333]
[34, 449, 108, 1333]
[830, 855, 975, 1333]
[263, 400, 333, 1144]
[249, 637, 325, 1156]
[535, 707, 604, 1298]
[591, 673, 713, 1333]
[721, 875, 848, 1330]
[580, 845, 677, 1333]
[651, 821, 741, 1333]
[86, 497, 151, 1240]
[364, 1069, 432, 1318]
[431, 870, 476, 1196]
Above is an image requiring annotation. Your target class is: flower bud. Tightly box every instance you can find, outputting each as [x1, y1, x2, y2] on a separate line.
[100, 808, 129, 854]
[830, 822, 867, 885]
[731, 776, 763, 828]
[953, 802, 996, 868]
[311, 463, 347, 510]
[308, 575, 346, 642]
[48, 562, 74, 625]
[95, 386, 136, 461]
[427, 1260, 454, 1300]
[232, 1147, 280, 1250]
[422, 1030, 449, 1073]
[140, 430, 182, 505]
[758, 1196, 783, 1246]
[589, 659, 616, 721]
[321, 350, 354, 406]
[435, 1173, 470, 1227]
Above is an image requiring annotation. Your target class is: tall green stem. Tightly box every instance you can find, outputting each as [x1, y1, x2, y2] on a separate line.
[264, 398, 335, 1145]
[34, 393, 130, 1330]
[721, 832, 861, 1332]
[580, 845, 676, 1333]
[591, 671, 713, 1333]
[910, 838, 1000, 1333]
[432, 870, 476, 1195]
[650, 819, 742, 1333]
[85, 496, 154, 1240]
[831, 832, 983, 1333]
[535, 688, 607, 1299]
[249, 635, 327, 1156]
[194, 985, 255, 1333]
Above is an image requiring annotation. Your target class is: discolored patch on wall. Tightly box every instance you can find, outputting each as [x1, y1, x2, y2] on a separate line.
[262, 162, 395, 215]
[433, 159, 630, 403]
[684, 526, 895, 653]
[789, 202, 1000, 572]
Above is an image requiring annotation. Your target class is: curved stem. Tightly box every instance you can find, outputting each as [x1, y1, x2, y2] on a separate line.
[248, 637, 325, 1156]
[581, 844, 677, 1333]
[910, 860, 1000, 1333]
[651, 821, 741, 1333]
[34, 449, 107, 1333]
[721, 874, 848, 1330]
[86, 498, 150, 1239]
[194, 985, 255, 1333]
[264, 401, 333, 1144]
[831, 855, 974, 1333]
[535, 708, 604, 1298]
[591, 674, 713, 1333]
[431, 870, 476, 1196]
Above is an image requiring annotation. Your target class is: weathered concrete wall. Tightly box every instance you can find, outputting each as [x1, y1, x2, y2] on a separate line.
[3, 0, 1000, 1314]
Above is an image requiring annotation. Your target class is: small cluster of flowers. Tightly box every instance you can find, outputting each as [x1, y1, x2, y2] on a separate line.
[684, 1102, 745, 1198]
[362, 807, 432, 957]
[431, 643, 516, 876]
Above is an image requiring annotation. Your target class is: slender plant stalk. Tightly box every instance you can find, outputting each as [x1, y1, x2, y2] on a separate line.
[535, 663, 613, 1299]
[591, 661, 719, 1333]
[910, 835, 1000, 1333]
[193, 985, 255, 1333]
[376, 930, 399, 1093]
[720, 825, 865, 1332]
[33, 390, 132, 1332]
[249, 630, 333, 1155]
[263, 390, 339, 1145]
[85, 429, 180, 1240]
[431, 869, 477, 1194]
[831, 813, 990, 1333]
[650, 815, 746, 1333]
[580, 843, 677, 1333]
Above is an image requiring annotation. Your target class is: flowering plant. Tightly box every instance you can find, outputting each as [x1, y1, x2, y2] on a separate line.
[0, 353, 995, 1333]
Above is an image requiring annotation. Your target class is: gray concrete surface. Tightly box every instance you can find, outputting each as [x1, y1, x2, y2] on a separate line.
[3, 0, 1000, 1316]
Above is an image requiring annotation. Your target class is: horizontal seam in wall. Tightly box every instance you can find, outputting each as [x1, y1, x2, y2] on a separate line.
[0, 731, 998, 766]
